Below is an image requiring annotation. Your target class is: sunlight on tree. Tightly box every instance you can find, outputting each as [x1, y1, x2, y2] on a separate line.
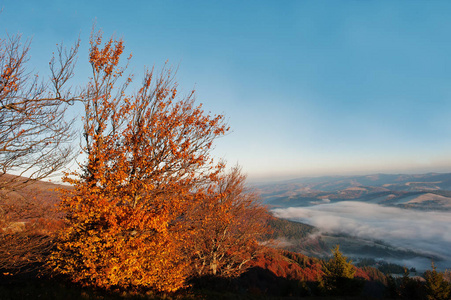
[49, 29, 268, 292]
[187, 166, 270, 278]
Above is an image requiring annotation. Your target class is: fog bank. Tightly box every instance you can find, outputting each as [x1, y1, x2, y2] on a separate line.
[273, 202, 451, 269]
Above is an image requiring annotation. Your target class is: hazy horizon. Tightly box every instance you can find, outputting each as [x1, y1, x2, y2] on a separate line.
[248, 167, 451, 184]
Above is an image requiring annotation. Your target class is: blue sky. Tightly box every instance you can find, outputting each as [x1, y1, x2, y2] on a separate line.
[2, 1, 451, 180]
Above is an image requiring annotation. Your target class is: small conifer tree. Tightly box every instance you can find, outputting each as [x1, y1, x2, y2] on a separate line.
[424, 262, 450, 300]
[322, 245, 359, 296]
[323, 245, 355, 279]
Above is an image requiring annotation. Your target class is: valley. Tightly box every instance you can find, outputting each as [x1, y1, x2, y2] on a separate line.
[258, 173, 451, 271]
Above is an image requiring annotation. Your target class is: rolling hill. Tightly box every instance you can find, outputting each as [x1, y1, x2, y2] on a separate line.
[256, 172, 451, 210]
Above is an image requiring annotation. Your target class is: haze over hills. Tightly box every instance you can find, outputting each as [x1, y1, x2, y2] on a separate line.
[257, 172, 451, 271]
[256, 172, 451, 211]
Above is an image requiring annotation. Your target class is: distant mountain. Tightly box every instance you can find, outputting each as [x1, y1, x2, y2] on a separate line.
[255, 172, 451, 210]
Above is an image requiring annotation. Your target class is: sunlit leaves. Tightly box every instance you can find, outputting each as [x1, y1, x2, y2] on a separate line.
[50, 32, 233, 292]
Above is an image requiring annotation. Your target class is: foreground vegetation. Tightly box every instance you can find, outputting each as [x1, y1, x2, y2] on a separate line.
[1, 242, 450, 299]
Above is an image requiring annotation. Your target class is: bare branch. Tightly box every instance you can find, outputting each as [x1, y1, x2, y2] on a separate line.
[0, 33, 79, 184]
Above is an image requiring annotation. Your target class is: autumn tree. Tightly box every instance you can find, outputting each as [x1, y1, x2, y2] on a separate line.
[50, 30, 233, 292]
[187, 166, 270, 278]
[424, 262, 450, 300]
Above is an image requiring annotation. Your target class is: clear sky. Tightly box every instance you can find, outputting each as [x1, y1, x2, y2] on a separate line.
[2, 1, 451, 181]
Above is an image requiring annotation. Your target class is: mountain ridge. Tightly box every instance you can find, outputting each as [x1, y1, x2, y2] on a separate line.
[255, 172, 451, 210]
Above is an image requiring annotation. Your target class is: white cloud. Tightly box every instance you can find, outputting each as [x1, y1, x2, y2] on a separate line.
[273, 202, 451, 267]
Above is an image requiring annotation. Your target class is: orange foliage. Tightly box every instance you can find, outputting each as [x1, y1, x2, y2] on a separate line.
[354, 267, 371, 281]
[251, 249, 323, 282]
[187, 167, 270, 278]
[49, 30, 270, 292]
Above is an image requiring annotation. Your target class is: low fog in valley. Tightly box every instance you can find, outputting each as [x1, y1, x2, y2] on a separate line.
[273, 202, 451, 271]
